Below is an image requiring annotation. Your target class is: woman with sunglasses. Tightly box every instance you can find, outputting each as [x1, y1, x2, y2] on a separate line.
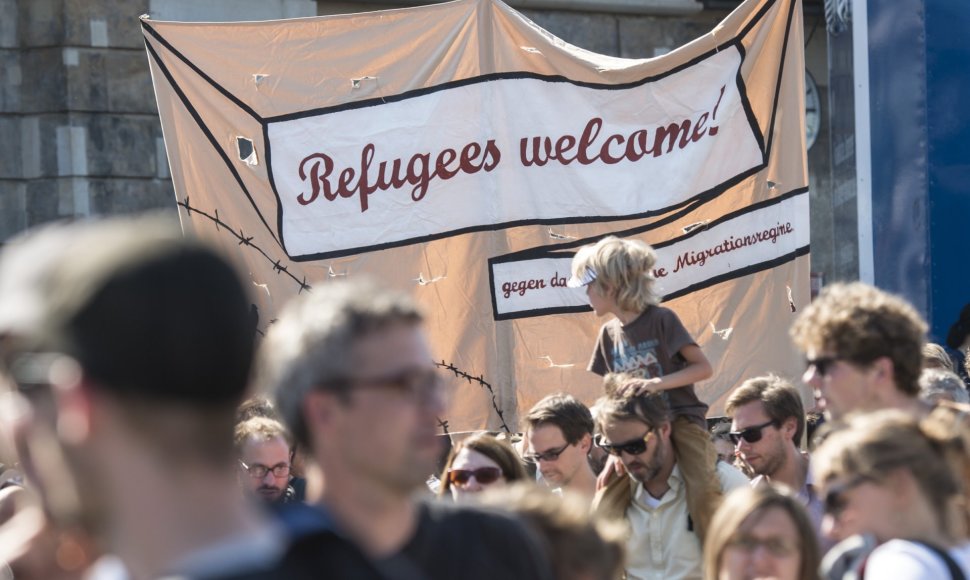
[438, 433, 528, 502]
[704, 484, 820, 580]
[813, 409, 970, 579]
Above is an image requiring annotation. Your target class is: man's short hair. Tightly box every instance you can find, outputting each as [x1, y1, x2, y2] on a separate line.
[918, 368, 970, 405]
[725, 375, 806, 447]
[524, 393, 594, 445]
[594, 373, 670, 434]
[790, 282, 927, 395]
[260, 279, 423, 447]
[236, 396, 280, 424]
[234, 416, 292, 455]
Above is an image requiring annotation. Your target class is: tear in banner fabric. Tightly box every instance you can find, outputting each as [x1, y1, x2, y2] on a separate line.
[142, 0, 809, 432]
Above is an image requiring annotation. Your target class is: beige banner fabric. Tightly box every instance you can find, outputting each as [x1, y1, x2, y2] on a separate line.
[142, 0, 809, 433]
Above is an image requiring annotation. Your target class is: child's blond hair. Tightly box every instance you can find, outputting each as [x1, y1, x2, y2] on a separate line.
[571, 236, 660, 313]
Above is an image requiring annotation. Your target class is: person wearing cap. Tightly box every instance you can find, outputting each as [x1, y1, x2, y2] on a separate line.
[0, 218, 384, 580]
[569, 235, 722, 542]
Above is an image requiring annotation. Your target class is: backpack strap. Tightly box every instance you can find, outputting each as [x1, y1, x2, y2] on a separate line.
[909, 540, 967, 580]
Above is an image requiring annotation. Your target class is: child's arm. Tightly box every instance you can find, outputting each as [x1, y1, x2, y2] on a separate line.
[639, 344, 712, 391]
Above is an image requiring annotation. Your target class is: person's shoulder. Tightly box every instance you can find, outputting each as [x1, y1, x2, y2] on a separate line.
[716, 460, 751, 491]
[419, 499, 527, 534]
[272, 501, 337, 539]
[267, 504, 387, 580]
[866, 539, 968, 579]
[651, 305, 686, 323]
[412, 500, 554, 580]
[599, 317, 622, 333]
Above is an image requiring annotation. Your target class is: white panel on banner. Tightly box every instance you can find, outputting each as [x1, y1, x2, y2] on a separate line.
[491, 191, 809, 318]
[266, 45, 764, 260]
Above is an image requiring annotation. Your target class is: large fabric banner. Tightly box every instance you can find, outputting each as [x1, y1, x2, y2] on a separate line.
[142, 0, 810, 432]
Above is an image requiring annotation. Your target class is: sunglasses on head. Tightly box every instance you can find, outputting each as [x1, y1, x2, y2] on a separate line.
[595, 431, 654, 456]
[447, 466, 502, 486]
[728, 419, 780, 445]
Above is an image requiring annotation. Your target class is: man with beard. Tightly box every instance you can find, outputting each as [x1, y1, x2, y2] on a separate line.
[592, 374, 747, 580]
[235, 417, 296, 505]
[523, 393, 598, 499]
[261, 279, 553, 580]
[725, 375, 826, 549]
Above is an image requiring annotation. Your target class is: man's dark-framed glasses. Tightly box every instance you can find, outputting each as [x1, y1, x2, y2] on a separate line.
[240, 461, 290, 479]
[595, 430, 654, 456]
[338, 367, 443, 401]
[523, 442, 570, 464]
[728, 419, 779, 445]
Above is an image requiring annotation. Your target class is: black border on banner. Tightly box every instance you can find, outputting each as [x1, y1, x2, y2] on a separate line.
[141, 26, 283, 249]
[488, 187, 809, 320]
[274, 41, 765, 261]
[137, 0, 793, 263]
[490, 246, 809, 321]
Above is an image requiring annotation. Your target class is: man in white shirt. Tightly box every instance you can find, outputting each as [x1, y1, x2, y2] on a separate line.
[592, 379, 747, 580]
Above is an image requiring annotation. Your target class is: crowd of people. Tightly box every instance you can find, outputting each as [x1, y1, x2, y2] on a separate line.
[0, 218, 969, 580]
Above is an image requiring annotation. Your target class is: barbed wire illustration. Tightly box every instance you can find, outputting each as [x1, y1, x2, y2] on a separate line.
[177, 197, 312, 294]
[435, 360, 511, 433]
[436, 417, 450, 435]
[179, 198, 505, 434]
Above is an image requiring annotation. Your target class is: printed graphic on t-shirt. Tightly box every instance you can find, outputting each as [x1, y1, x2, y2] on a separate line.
[612, 338, 664, 378]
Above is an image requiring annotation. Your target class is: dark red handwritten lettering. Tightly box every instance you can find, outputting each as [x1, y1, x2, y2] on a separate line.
[296, 139, 502, 213]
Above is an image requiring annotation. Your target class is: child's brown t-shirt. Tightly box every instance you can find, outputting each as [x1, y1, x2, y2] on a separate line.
[588, 306, 708, 427]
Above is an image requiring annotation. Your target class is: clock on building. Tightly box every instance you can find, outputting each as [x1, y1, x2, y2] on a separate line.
[805, 70, 822, 150]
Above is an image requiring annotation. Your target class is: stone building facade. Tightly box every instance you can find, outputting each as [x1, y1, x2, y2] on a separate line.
[0, 0, 837, 280]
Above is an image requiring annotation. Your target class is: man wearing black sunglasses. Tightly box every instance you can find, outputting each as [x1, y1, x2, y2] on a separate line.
[790, 282, 929, 421]
[725, 376, 830, 551]
[591, 379, 748, 580]
[263, 279, 553, 580]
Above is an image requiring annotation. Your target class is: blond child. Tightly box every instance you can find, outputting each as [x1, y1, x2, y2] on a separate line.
[569, 236, 722, 541]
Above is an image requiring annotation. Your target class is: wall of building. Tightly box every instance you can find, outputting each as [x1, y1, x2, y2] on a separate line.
[0, 0, 834, 287]
[0, 0, 316, 242]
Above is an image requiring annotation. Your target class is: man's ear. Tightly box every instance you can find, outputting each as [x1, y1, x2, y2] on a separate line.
[302, 389, 343, 434]
[781, 416, 798, 441]
[49, 359, 93, 446]
[872, 356, 895, 382]
[579, 432, 592, 454]
[658, 421, 672, 440]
